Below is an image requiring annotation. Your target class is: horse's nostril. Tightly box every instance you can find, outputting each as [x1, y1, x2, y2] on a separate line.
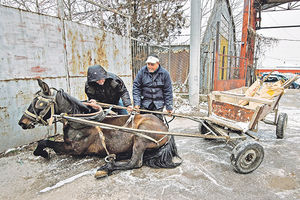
[19, 122, 27, 129]
[21, 124, 26, 129]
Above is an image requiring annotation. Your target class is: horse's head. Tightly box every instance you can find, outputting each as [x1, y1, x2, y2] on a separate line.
[18, 79, 57, 129]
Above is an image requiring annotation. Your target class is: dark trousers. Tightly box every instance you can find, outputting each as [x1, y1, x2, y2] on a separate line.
[113, 99, 128, 115]
[141, 102, 163, 121]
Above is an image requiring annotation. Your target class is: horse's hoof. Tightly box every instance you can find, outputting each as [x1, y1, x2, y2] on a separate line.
[94, 170, 108, 179]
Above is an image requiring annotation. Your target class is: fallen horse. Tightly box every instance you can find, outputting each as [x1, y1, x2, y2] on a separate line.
[18, 79, 182, 178]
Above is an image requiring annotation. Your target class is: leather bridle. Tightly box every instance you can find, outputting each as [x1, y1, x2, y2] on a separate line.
[24, 89, 58, 126]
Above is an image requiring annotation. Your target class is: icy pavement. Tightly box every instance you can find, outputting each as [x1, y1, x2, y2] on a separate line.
[0, 90, 299, 200]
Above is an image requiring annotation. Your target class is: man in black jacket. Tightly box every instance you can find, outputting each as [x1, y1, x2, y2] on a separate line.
[85, 65, 132, 115]
[133, 55, 173, 120]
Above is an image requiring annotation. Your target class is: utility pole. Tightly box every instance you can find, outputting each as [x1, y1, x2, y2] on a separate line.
[189, 0, 202, 106]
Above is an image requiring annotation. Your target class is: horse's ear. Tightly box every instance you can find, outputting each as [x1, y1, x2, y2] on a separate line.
[37, 79, 51, 95]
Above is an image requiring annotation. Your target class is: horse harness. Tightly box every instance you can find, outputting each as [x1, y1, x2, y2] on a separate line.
[24, 90, 169, 163]
[24, 89, 58, 127]
[64, 107, 117, 163]
[94, 111, 169, 163]
[122, 112, 169, 146]
[94, 111, 170, 163]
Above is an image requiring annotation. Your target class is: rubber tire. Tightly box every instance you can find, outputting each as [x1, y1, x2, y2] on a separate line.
[276, 113, 288, 139]
[230, 140, 264, 174]
[289, 84, 295, 89]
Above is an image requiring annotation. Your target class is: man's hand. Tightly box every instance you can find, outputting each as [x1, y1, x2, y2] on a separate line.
[83, 101, 102, 111]
[126, 105, 133, 112]
[134, 105, 140, 113]
[89, 99, 97, 104]
[167, 110, 173, 117]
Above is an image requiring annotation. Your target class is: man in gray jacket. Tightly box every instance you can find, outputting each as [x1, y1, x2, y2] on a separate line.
[133, 55, 173, 120]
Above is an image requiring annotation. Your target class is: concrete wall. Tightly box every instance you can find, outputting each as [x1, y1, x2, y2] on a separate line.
[0, 5, 131, 152]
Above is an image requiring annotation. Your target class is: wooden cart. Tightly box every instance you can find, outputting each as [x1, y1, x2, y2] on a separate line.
[197, 76, 299, 173]
[197, 85, 287, 174]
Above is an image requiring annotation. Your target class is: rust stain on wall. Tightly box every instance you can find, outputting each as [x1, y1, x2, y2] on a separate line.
[80, 33, 85, 42]
[14, 55, 28, 60]
[81, 49, 92, 75]
[18, 24, 26, 28]
[68, 29, 80, 75]
[113, 47, 119, 60]
[0, 107, 9, 122]
[79, 32, 92, 75]
[112, 37, 119, 59]
[31, 66, 47, 73]
[68, 29, 107, 76]
[94, 33, 108, 69]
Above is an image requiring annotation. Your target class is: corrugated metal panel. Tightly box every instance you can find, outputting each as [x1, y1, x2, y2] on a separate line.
[0, 6, 67, 81]
[0, 6, 68, 152]
[0, 5, 132, 153]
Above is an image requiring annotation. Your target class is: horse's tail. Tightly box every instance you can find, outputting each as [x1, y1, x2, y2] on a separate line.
[143, 136, 182, 168]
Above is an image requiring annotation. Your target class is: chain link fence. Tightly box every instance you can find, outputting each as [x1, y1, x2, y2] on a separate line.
[131, 39, 190, 93]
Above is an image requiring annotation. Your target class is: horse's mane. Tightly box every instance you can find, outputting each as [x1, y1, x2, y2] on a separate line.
[57, 89, 92, 114]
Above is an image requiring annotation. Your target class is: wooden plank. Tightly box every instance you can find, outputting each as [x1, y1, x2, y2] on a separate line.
[249, 104, 265, 130]
[214, 91, 274, 105]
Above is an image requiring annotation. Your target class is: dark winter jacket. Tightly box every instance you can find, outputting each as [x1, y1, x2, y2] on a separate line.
[133, 65, 173, 110]
[85, 65, 132, 107]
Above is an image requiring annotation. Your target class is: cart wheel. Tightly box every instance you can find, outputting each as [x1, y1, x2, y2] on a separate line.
[230, 141, 264, 174]
[276, 113, 288, 139]
[198, 121, 209, 134]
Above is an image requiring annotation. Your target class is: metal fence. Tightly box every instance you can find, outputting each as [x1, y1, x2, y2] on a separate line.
[212, 53, 248, 91]
[131, 39, 190, 93]
[216, 54, 247, 80]
[131, 38, 248, 93]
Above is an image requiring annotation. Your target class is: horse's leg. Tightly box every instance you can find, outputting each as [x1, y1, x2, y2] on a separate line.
[33, 140, 74, 158]
[34, 127, 102, 159]
[95, 137, 147, 178]
[33, 140, 50, 159]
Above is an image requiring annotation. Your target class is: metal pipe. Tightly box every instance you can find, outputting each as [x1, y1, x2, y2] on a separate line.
[258, 25, 300, 29]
